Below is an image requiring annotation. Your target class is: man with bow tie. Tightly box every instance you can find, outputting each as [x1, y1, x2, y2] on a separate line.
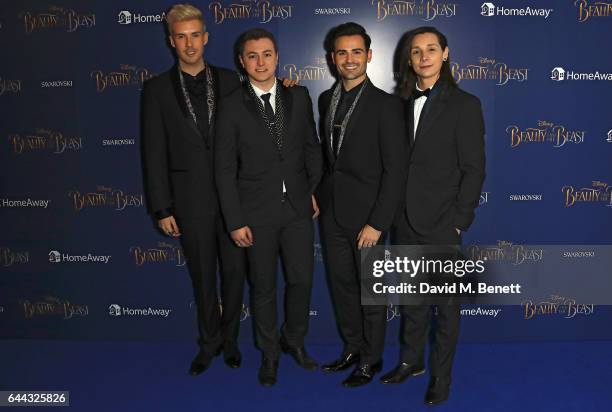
[382, 26, 486, 406]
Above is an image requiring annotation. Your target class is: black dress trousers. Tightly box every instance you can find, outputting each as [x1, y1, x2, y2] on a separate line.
[392, 210, 461, 378]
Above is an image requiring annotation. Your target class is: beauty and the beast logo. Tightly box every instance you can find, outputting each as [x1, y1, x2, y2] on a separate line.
[0, 247, 30, 267]
[68, 186, 143, 212]
[451, 57, 528, 86]
[283, 58, 331, 82]
[208, 0, 293, 24]
[21, 6, 95, 34]
[90, 64, 154, 93]
[370, 0, 457, 22]
[468, 241, 543, 266]
[523, 295, 594, 320]
[130, 242, 186, 267]
[575, 0, 612, 22]
[8, 128, 82, 155]
[562, 181, 612, 208]
[22, 296, 89, 320]
[506, 120, 586, 148]
[0, 78, 21, 96]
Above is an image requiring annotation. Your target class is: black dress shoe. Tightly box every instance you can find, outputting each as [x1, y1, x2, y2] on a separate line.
[321, 353, 359, 372]
[424, 376, 451, 405]
[224, 351, 242, 369]
[280, 339, 318, 370]
[380, 362, 426, 384]
[342, 361, 383, 387]
[258, 358, 279, 387]
[189, 354, 213, 376]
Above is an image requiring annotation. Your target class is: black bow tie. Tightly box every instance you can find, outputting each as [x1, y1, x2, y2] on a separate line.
[413, 88, 431, 99]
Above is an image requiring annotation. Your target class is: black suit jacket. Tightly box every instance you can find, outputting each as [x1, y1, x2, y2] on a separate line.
[214, 83, 323, 232]
[141, 65, 241, 219]
[316, 81, 406, 233]
[403, 81, 485, 235]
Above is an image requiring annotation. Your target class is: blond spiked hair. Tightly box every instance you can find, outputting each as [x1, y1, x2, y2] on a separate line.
[166, 4, 206, 34]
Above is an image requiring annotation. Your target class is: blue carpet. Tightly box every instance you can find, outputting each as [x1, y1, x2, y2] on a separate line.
[0, 340, 610, 411]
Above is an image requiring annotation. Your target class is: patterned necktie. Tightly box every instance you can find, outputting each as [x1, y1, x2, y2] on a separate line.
[261, 93, 275, 124]
[261, 93, 281, 150]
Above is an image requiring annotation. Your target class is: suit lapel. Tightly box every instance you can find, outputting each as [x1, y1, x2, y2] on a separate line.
[337, 81, 370, 160]
[242, 86, 268, 130]
[407, 97, 415, 148]
[278, 84, 293, 151]
[242, 86, 278, 152]
[322, 88, 335, 162]
[209, 65, 220, 139]
[414, 81, 450, 142]
[170, 66, 204, 145]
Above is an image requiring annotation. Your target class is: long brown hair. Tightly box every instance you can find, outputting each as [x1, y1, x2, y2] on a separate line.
[396, 26, 456, 99]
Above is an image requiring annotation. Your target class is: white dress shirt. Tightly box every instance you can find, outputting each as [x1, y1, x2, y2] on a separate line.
[251, 79, 277, 113]
[413, 84, 433, 140]
[250, 79, 286, 193]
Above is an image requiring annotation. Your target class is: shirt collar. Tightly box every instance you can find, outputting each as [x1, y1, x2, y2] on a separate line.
[415, 82, 434, 92]
[342, 77, 366, 96]
[183, 69, 205, 79]
[251, 79, 277, 100]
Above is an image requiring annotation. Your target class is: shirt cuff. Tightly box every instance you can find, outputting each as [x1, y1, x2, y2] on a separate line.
[154, 208, 173, 220]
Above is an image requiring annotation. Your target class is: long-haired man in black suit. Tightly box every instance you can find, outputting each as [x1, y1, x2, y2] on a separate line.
[381, 27, 486, 405]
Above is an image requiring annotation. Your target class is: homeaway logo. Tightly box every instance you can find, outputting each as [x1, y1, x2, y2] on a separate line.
[118, 11, 131, 24]
[117, 10, 165, 25]
[1, 198, 50, 208]
[551, 66, 612, 81]
[109, 304, 121, 316]
[48, 250, 111, 264]
[460, 307, 502, 317]
[607, 130, 612, 143]
[481, 2, 495, 16]
[49, 251, 61, 263]
[481, 2, 553, 18]
[551, 67, 565, 81]
[108, 304, 172, 318]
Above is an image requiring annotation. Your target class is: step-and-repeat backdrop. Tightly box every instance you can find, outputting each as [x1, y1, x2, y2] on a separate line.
[1, 0, 611, 344]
